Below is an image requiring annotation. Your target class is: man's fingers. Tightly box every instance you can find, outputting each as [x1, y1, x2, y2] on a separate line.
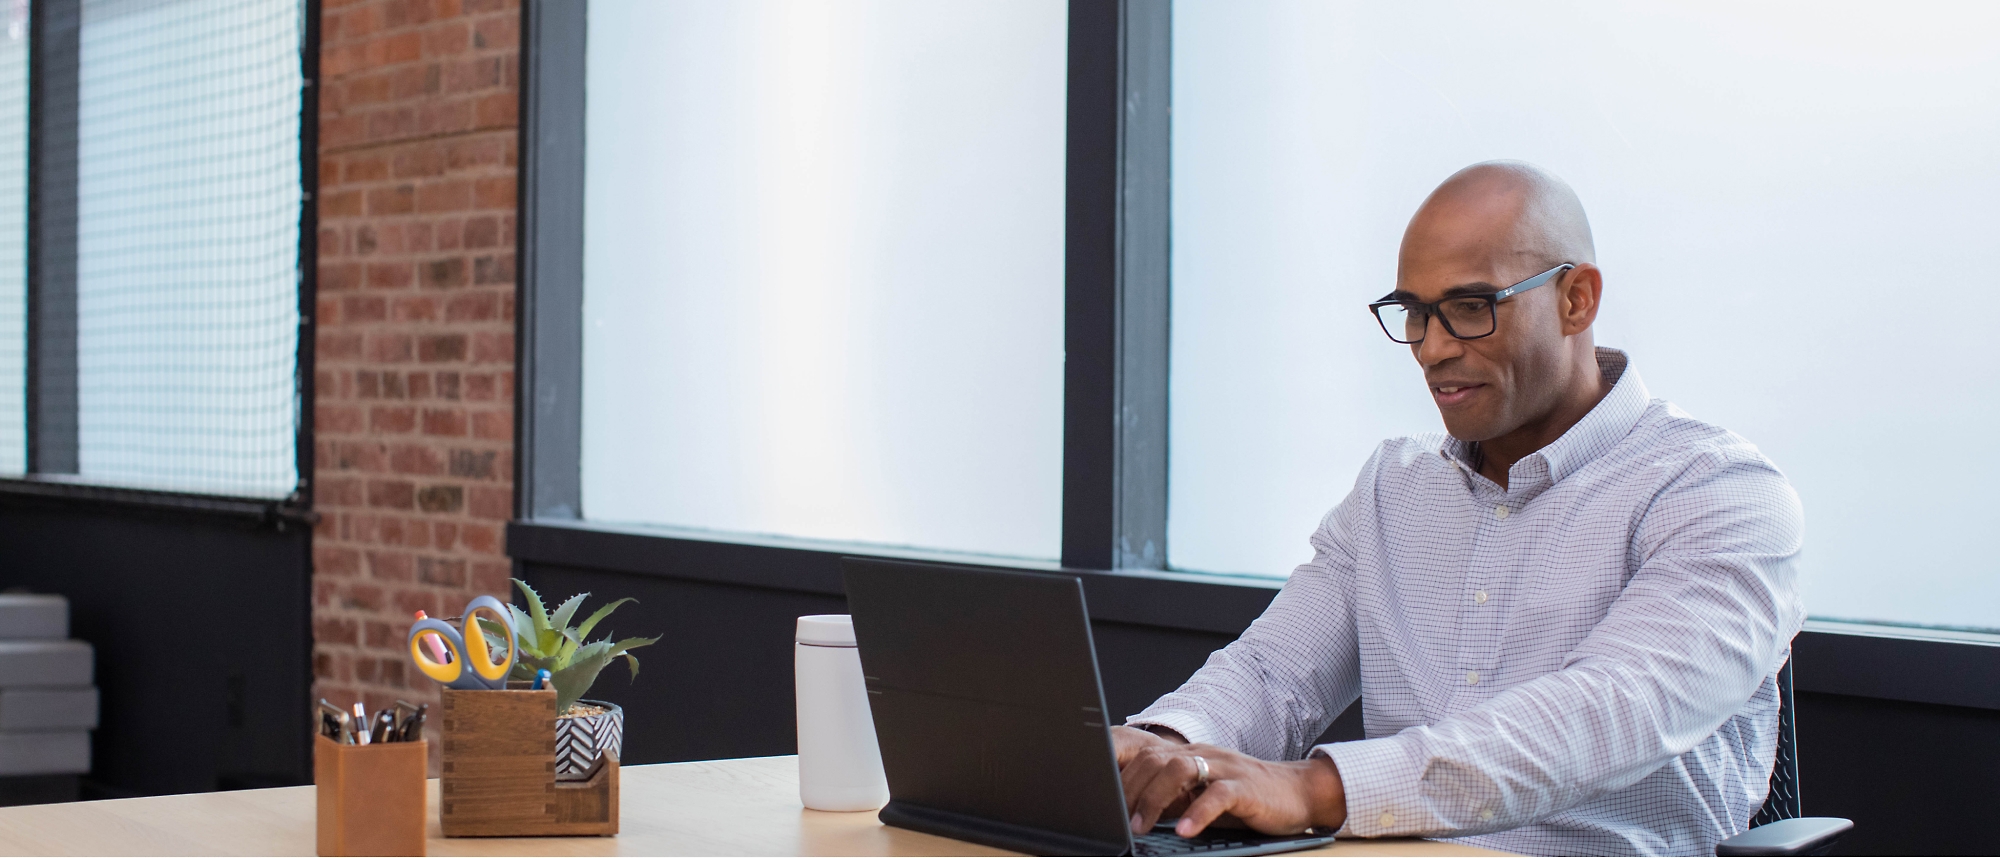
[1129, 751, 1202, 833]
[1174, 779, 1240, 839]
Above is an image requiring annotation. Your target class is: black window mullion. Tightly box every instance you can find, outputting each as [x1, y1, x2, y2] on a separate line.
[515, 0, 588, 521]
[27, 0, 80, 475]
[1062, 0, 1171, 571]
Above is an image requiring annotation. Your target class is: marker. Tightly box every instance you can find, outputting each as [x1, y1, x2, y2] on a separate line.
[532, 669, 551, 690]
[414, 611, 453, 663]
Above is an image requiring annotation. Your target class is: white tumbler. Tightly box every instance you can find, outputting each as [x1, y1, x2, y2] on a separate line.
[795, 614, 890, 811]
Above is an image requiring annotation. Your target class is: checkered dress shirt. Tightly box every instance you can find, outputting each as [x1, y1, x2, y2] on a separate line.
[1130, 348, 1805, 856]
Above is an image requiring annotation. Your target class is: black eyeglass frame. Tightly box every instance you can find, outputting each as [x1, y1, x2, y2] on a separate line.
[1368, 263, 1575, 344]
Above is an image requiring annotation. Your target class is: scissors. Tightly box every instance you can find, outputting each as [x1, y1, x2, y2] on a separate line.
[407, 595, 517, 690]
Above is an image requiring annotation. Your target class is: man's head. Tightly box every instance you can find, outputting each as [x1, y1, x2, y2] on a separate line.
[1391, 161, 1605, 446]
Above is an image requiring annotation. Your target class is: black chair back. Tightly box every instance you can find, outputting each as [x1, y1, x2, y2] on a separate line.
[1750, 659, 1801, 826]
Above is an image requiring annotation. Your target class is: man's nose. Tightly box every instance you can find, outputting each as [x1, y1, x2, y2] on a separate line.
[1414, 313, 1462, 368]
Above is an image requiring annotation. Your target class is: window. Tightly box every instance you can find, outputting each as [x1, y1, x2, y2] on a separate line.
[1168, 1, 2000, 630]
[73, 0, 304, 496]
[0, 6, 24, 475]
[578, 0, 1069, 559]
[1, 0, 307, 500]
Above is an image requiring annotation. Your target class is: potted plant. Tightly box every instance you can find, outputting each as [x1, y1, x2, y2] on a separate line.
[481, 578, 660, 774]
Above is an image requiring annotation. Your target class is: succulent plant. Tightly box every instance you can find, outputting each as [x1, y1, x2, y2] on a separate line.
[477, 578, 660, 715]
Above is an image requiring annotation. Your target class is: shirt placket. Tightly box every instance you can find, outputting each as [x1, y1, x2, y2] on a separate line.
[1456, 476, 1507, 706]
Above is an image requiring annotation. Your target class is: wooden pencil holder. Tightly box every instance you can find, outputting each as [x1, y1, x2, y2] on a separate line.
[315, 734, 428, 857]
[438, 687, 619, 837]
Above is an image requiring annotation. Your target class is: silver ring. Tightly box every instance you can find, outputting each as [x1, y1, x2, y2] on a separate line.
[1191, 754, 1211, 788]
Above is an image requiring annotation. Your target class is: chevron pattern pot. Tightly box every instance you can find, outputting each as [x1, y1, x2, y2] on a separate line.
[554, 700, 624, 775]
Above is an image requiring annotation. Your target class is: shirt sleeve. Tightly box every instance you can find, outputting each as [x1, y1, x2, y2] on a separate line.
[1319, 449, 1807, 838]
[1125, 458, 1371, 762]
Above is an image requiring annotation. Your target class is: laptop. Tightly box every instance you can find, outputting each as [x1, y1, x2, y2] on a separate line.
[842, 557, 1339, 857]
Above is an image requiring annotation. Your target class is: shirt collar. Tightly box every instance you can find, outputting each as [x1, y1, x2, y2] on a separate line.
[1441, 347, 1650, 489]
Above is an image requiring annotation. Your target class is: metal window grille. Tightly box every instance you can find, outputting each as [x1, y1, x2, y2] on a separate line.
[0, 3, 25, 475]
[62, 0, 304, 498]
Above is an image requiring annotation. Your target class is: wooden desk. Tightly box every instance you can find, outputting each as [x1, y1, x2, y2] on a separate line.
[0, 756, 1503, 856]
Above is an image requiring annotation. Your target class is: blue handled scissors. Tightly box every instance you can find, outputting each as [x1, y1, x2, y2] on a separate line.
[407, 595, 516, 690]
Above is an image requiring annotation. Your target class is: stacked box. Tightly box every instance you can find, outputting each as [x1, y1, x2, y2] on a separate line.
[0, 596, 95, 776]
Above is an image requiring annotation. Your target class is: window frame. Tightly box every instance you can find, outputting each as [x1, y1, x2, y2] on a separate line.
[0, 0, 317, 525]
[513, 0, 2000, 712]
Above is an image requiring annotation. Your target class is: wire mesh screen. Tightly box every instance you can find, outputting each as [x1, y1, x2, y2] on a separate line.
[75, 0, 303, 497]
[0, 2, 26, 475]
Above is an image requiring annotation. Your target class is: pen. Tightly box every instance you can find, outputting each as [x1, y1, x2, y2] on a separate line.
[399, 704, 428, 742]
[532, 669, 550, 690]
[352, 702, 371, 745]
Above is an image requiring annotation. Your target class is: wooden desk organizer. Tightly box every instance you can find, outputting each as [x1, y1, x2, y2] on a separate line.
[315, 734, 428, 857]
[439, 687, 619, 837]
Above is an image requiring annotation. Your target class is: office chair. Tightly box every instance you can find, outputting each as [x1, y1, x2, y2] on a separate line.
[1713, 660, 1854, 856]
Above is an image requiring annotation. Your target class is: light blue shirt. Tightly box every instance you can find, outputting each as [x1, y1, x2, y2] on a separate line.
[1131, 349, 1805, 856]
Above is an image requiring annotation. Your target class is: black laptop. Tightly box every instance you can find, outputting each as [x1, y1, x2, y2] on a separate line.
[842, 557, 1339, 857]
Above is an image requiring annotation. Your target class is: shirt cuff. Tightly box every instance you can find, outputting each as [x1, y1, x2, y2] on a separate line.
[1314, 735, 1427, 837]
[1123, 709, 1219, 747]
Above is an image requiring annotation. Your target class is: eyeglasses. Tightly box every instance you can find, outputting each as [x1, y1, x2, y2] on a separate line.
[1368, 263, 1574, 344]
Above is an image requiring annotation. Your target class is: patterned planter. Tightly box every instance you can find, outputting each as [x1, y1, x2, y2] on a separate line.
[554, 699, 624, 774]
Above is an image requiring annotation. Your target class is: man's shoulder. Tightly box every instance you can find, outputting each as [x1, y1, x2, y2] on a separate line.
[1622, 398, 1785, 480]
[1367, 433, 1454, 476]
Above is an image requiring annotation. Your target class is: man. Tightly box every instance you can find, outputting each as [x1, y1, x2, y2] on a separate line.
[1114, 162, 1803, 856]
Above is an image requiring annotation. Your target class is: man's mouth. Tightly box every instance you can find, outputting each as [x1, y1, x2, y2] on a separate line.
[1430, 383, 1485, 407]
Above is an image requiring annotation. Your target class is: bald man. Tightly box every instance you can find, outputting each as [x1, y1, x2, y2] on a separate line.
[1113, 162, 1803, 856]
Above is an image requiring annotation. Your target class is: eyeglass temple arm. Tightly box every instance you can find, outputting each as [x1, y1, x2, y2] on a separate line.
[1491, 263, 1574, 301]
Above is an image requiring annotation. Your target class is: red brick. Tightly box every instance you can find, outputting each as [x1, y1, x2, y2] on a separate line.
[366, 261, 414, 290]
[316, 546, 363, 577]
[467, 486, 510, 520]
[316, 0, 519, 708]
[471, 410, 510, 441]
[369, 405, 417, 434]
[421, 408, 468, 437]
[470, 331, 511, 363]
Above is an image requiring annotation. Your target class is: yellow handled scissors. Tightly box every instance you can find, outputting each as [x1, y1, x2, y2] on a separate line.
[407, 595, 516, 690]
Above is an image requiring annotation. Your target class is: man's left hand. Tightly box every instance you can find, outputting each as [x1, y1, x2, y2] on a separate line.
[1118, 738, 1349, 838]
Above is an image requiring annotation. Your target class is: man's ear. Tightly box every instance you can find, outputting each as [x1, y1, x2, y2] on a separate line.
[1558, 264, 1602, 336]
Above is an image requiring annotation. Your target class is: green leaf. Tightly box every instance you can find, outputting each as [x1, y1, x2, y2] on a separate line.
[505, 605, 543, 658]
[513, 578, 552, 633]
[549, 648, 620, 715]
[572, 598, 636, 646]
[549, 592, 589, 633]
[475, 617, 513, 658]
[620, 652, 641, 682]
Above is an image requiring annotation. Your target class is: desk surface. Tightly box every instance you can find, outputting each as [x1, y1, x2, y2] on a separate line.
[0, 756, 1503, 856]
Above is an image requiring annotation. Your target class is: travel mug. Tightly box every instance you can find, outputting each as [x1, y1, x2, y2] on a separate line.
[794, 614, 890, 811]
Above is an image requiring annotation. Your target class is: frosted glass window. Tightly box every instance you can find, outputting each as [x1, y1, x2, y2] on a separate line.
[582, 1, 1068, 558]
[0, 6, 24, 476]
[1170, 1, 2000, 630]
[75, 0, 303, 497]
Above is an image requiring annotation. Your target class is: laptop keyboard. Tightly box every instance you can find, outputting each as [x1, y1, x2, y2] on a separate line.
[1131, 829, 1257, 855]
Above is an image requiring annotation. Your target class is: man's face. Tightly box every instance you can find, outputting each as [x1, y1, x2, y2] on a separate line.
[1393, 229, 1571, 443]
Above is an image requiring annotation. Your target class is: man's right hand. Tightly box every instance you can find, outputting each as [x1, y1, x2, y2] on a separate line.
[1113, 724, 1188, 762]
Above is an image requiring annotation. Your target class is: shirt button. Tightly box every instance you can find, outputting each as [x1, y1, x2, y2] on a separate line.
[1494, 505, 1510, 520]
[1379, 811, 1396, 828]
[1474, 591, 1488, 604]
[1465, 671, 1480, 685]
[1480, 809, 1495, 822]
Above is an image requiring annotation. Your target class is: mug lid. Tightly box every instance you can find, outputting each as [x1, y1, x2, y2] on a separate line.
[795, 614, 856, 647]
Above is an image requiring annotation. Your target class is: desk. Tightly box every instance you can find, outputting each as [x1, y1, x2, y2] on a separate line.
[0, 756, 1504, 856]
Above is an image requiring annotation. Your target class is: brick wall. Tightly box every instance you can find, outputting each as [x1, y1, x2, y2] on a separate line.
[311, 0, 519, 717]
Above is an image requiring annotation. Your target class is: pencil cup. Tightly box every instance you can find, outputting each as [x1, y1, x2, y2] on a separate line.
[315, 734, 428, 856]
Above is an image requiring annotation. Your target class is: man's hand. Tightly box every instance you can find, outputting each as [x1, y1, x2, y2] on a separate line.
[1112, 726, 1347, 839]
